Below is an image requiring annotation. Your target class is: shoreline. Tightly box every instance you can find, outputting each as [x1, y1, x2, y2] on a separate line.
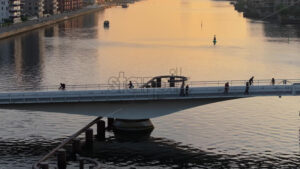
[232, 2, 300, 25]
[0, 5, 111, 40]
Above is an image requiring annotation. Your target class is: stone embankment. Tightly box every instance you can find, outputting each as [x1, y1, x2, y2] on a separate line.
[0, 5, 108, 40]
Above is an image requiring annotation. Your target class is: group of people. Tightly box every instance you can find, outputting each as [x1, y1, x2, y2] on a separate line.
[224, 76, 277, 95]
[58, 77, 281, 94]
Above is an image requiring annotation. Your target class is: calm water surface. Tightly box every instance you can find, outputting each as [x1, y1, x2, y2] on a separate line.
[1, 0, 300, 168]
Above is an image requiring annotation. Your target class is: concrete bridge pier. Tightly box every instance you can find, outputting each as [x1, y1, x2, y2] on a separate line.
[113, 119, 154, 140]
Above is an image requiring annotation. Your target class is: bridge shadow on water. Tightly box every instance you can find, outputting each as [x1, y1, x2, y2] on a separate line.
[0, 135, 300, 168]
[80, 136, 300, 169]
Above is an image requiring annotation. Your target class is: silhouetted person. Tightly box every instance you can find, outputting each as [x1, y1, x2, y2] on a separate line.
[283, 79, 287, 85]
[244, 82, 249, 95]
[185, 85, 189, 96]
[59, 83, 66, 90]
[249, 76, 254, 86]
[271, 78, 275, 85]
[128, 81, 134, 89]
[180, 82, 185, 96]
[224, 82, 229, 94]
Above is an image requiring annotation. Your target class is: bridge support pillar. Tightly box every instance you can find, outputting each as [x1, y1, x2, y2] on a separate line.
[97, 120, 105, 141]
[85, 128, 93, 149]
[113, 119, 154, 140]
[40, 162, 49, 169]
[57, 149, 67, 169]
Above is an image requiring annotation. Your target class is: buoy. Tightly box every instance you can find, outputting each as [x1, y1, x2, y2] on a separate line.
[213, 35, 217, 45]
[104, 20, 110, 28]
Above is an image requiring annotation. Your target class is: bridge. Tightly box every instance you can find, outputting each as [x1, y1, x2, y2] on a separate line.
[0, 78, 299, 120]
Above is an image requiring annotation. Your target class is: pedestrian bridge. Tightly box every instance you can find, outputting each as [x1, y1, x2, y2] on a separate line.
[0, 79, 299, 119]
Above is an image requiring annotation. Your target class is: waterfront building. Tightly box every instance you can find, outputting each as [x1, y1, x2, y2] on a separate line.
[58, 0, 83, 12]
[274, 0, 299, 7]
[0, 0, 21, 24]
[244, 0, 274, 17]
[83, 0, 97, 5]
[97, 0, 105, 4]
[72, 0, 83, 9]
[44, 0, 58, 15]
[21, 0, 44, 18]
[83, 0, 105, 5]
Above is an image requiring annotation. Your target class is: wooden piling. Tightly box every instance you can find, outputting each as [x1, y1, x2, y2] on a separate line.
[79, 159, 84, 169]
[107, 118, 114, 130]
[85, 128, 93, 148]
[39, 162, 49, 169]
[97, 120, 105, 141]
[57, 149, 67, 169]
[72, 138, 81, 159]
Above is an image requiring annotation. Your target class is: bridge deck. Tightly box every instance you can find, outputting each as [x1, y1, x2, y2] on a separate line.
[0, 84, 299, 105]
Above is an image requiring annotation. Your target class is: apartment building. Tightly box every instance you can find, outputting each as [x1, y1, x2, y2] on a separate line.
[58, 0, 83, 12]
[0, 0, 21, 23]
[44, 0, 58, 15]
[21, 0, 44, 17]
[83, 0, 104, 5]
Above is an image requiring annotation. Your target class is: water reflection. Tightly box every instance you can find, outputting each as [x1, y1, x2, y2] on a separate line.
[0, 30, 44, 89]
[58, 11, 100, 39]
[0, 12, 102, 91]
[263, 23, 300, 39]
[0, 137, 63, 169]
[0, 0, 300, 168]
[1, 135, 299, 168]
[82, 136, 300, 168]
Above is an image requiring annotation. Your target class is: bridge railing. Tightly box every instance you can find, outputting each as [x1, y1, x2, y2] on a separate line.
[0, 79, 299, 93]
[0, 83, 298, 104]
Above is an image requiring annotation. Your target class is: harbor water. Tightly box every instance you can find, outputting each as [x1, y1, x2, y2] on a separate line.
[0, 0, 300, 168]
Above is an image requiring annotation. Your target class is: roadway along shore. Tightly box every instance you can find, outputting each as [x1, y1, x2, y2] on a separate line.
[0, 5, 111, 40]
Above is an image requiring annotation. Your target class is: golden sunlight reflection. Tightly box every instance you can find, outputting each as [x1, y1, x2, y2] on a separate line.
[93, 0, 300, 83]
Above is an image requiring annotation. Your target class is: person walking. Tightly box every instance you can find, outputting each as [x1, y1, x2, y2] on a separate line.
[128, 81, 134, 89]
[249, 76, 254, 86]
[244, 82, 249, 95]
[59, 83, 66, 90]
[180, 82, 185, 96]
[271, 78, 275, 85]
[185, 85, 189, 96]
[224, 82, 229, 94]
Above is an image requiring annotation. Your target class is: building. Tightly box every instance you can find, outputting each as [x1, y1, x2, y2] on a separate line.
[44, 0, 58, 15]
[21, 0, 44, 18]
[0, 0, 21, 24]
[0, 0, 10, 23]
[72, 0, 83, 9]
[243, 0, 274, 17]
[274, 0, 299, 7]
[58, 0, 83, 12]
[83, 0, 104, 5]
[96, 0, 105, 5]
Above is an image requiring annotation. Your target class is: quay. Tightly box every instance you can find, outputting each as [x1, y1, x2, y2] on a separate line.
[0, 5, 106, 40]
[0, 2, 121, 40]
